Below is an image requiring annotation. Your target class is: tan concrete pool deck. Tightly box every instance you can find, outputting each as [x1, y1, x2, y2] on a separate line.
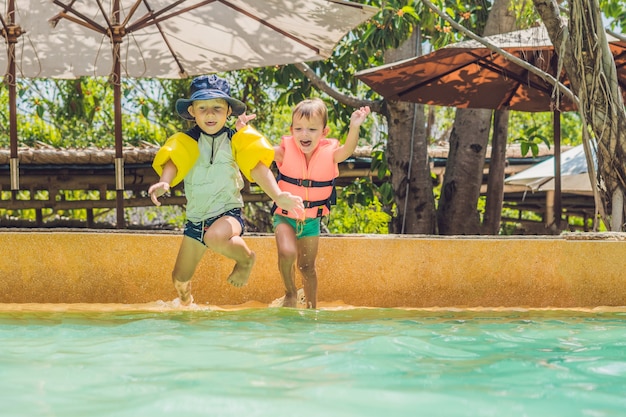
[1, 230, 625, 310]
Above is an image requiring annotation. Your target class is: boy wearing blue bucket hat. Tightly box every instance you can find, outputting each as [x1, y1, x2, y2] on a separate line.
[148, 75, 303, 306]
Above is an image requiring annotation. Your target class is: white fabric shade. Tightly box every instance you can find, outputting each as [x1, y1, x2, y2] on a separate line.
[505, 144, 595, 194]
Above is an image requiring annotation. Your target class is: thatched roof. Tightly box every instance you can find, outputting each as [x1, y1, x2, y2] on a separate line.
[0, 146, 157, 165]
[0, 143, 558, 165]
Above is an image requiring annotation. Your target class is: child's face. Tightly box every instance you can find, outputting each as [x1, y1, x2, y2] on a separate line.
[290, 113, 329, 155]
[188, 99, 231, 135]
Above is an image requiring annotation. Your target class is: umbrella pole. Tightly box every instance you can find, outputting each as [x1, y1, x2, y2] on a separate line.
[4, 0, 19, 196]
[114, 79, 125, 229]
[112, 1, 125, 229]
[553, 110, 562, 230]
[8, 42, 18, 194]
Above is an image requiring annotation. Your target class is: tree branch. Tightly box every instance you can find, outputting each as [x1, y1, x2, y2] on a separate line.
[606, 28, 626, 43]
[294, 62, 384, 113]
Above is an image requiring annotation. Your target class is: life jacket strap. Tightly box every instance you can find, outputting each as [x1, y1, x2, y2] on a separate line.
[277, 172, 335, 188]
[272, 173, 337, 218]
[271, 191, 335, 218]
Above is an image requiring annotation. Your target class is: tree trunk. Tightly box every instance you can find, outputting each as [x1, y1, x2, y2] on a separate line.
[533, 0, 626, 230]
[384, 32, 436, 234]
[384, 101, 436, 234]
[482, 110, 509, 234]
[436, 0, 516, 235]
[437, 108, 492, 234]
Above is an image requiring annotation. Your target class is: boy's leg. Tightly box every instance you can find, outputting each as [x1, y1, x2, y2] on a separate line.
[274, 222, 299, 307]
[203, 215, 255, 287]
[297, 236, 320, 309]
[172, 236, 207, 305]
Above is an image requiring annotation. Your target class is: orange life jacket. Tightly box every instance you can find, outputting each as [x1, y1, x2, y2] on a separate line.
[274, 136, 339, 219]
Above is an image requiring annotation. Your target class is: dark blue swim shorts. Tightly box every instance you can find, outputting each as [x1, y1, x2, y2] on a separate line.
[183, 208, 245, 246]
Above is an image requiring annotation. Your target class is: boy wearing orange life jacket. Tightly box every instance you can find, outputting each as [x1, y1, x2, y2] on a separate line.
[273, 98, 371, 308]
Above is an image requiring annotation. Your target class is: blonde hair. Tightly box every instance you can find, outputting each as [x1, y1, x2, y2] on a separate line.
[292, 98, 328, 127]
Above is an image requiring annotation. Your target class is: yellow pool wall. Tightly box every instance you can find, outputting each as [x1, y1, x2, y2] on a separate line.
[2, 231, 625, 308]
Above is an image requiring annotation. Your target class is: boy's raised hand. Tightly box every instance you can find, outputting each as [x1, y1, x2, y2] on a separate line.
[148, 182, 170, 206]
[235, 112, 257, 130]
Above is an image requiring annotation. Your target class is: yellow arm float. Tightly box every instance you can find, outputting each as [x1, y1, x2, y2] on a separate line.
[152, 132, 200, 187]
[232, 125, 275, 182]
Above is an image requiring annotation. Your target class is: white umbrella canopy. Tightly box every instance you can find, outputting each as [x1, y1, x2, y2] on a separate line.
[505, 144, 595, 194]
[12, 0, 378, 78]
[2, 0, 378, 227]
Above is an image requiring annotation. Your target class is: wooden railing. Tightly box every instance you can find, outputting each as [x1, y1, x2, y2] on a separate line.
[1, 144, 593, 231]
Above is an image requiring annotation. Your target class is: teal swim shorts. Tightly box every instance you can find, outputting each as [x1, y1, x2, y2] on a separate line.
[273, 215, 321, 239]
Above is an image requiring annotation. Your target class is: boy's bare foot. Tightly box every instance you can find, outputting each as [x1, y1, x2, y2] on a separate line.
[227, 252, 255, 287]
[282, 293, 297, 308]
[269, 289, 306, 308]
[174, 279, 193, 306]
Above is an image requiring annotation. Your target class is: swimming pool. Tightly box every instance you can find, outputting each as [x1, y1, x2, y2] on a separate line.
[1, 306, 625, 417]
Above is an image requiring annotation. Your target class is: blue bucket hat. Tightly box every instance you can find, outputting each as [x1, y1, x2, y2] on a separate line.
[176, 75, 246, 120]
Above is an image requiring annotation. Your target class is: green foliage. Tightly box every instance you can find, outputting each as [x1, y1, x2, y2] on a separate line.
[511, 0, 543, 28]
[123, 113, 170, 147]
[341, 178, 376, 206]
[327, 197, 391, 234]
[257, 104, 293, 144]
[600, 0, 626, 33]
[341, 177, 394, 214]
[425, 0, 491, 47]
[499, 206, 607, 235]
[370, 142, 390, 179]
[17, 117, 63, 148]
[124, 78, 191, 144]
[14, 78, 113, 147]
[510, 111, 585, 158]
[0, 77, 190, 149]
[127, 205, 186, 228]
[513, 125, 551, 157]
[360, 1, 421, 51]
[0, 191, 36, 221]
[499, 206, 543, 235]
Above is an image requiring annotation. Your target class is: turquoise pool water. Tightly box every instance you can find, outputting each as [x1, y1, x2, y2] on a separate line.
[1, 307, 625, 417]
